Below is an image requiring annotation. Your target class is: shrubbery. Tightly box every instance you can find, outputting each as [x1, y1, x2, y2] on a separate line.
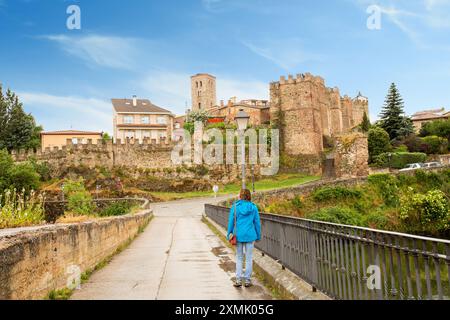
[420, 136, 448, 154]
[63, 178, 93, 216]
[374, 152, 427, 169]
[312, 186, 362, 202]
[400, 189, 449, 236]
[98, 202, 133, 217]
[0, 149, 41, 193]
[260, 170, 449, 238]
[368, 173, 399, 206]
[307, 207, 364, 226]
[0, 189, 44, 228]
[368, 127, 391, 163]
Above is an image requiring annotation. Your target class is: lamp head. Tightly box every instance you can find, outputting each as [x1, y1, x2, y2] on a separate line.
[235, 109, 250, 131]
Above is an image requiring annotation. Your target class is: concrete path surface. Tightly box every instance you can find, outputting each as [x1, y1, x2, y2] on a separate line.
[71, 196, 273, 300]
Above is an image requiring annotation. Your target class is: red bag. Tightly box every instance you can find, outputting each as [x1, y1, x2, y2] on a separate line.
[229, 204, 237, 246]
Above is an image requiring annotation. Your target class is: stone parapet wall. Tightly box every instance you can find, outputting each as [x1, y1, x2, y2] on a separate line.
[0, 210, 152, 300]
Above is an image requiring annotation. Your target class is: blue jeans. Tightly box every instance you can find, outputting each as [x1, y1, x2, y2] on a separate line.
[236, 242, 254, 281]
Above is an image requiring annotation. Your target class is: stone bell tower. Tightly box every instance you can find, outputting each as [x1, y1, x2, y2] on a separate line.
[191, 73, 217, 112]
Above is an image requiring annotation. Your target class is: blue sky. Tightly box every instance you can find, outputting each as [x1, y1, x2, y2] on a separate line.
[0, 0, 449, 133]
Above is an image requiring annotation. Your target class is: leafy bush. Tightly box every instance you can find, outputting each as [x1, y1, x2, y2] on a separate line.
[420, 136, 448, 154]
[8, 163, 40, 193]
[368, 127, 391, 163]
[400, 188, 449, 235]
[0, 149, 14, 191]
[63, 178, 93, 216]
[363, 211, 390, 230]
[291, 196, 304, 209]
[420, 119, 450, 141]
[0, 189, 44, 228]
[0, 149, 42, 192]
[98, 202, 133, 217]
[308, 207, 364, 226]
[30, 158, 51, 181]
[368, 174, 399, 206]
[414, 170, 444, 190]
[374, 152, 427, 169]
[312, 186, 362, 202]
[393, 145, 408, 152]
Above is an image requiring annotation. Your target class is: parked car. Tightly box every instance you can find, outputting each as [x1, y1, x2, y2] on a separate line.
[399, 163, 423, 172]
[422, 162, 443, 169]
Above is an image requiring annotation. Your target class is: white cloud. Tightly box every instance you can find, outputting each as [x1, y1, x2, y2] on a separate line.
[217, 78, 268, 102]
[424, 0, 450, 10]
[242, 39, 322, 70]
[41, 34, 139, 69]
[18, 92, 112, 132]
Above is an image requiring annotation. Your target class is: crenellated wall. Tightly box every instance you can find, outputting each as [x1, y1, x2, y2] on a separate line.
[12, 138, 175, 170]
[270, 73, 369, 156]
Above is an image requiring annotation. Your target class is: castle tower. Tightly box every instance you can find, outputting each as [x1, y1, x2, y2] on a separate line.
[329, 87, 343, 135]
[341, 95, 354, 130]
[191, 73, 216, 111]
[270, 73, 324, 155]
[352, 92, 369, 127]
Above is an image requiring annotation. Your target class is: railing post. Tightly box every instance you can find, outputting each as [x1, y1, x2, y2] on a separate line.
[308, 222, 318, 291]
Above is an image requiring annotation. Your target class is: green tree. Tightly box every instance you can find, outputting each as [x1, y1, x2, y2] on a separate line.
[0, 85, 42, 151]
[420, 119, 450, 141]
[8, 163, 40, 193]
[186, 109, 209, 124]
[102, 132, 112, 142]
[0, 149, 41, 193]
[368, 127, 391, 163]
[0, 149, 13, 191]
[360, 112, 371, 132]
[379, 83, 413, 140]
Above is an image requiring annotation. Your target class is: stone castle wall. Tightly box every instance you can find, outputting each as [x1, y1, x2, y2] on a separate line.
[270, 73, 369, 156]
[0, 210, 152, 300]
[12, 138, 174, 171]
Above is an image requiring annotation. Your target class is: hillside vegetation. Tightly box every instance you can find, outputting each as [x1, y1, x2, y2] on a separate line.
[259, 170, 450, 239]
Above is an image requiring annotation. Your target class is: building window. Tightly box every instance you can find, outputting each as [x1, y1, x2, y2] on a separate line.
[142, 131, 151, 139]
[72, 138, 78, 144]
[198, 103, 201, 109]
[200, 81, 202, 87]
[157, 117, 167, 125]
[141, 116, 150, 124]
[175, 123, 181, 129]
[124, 115, 134, 124]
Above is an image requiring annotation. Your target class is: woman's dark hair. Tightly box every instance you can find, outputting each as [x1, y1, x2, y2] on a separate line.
[239, 189, 252, 201]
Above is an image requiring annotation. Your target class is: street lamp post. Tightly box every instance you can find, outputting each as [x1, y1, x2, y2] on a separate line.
[235, 109, 250, 190]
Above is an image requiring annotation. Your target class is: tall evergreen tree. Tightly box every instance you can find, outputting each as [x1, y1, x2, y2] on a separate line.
[360, 112, 371, 132]
[0, 85, 42, 151]
[379, 83, 413, 140]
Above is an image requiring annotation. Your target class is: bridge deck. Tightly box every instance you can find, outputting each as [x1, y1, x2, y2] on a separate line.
[71, 196, 272, 300]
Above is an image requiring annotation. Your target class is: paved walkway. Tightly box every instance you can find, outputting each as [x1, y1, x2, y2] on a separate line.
[71, 196, 273, 300]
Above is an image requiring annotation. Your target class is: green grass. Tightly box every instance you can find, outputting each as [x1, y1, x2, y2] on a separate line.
[152, 174, 320, 201]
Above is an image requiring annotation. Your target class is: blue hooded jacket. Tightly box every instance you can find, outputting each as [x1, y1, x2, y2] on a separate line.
[227, 200, 261, 243]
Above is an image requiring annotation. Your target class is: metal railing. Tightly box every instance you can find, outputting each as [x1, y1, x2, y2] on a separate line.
[205, 204, 450, 300]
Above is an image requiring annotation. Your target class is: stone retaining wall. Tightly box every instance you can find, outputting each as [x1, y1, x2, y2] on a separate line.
[0, 210, 152, 300]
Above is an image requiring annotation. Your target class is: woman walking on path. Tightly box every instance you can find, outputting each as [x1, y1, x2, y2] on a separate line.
[227, 189, 261, 288]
